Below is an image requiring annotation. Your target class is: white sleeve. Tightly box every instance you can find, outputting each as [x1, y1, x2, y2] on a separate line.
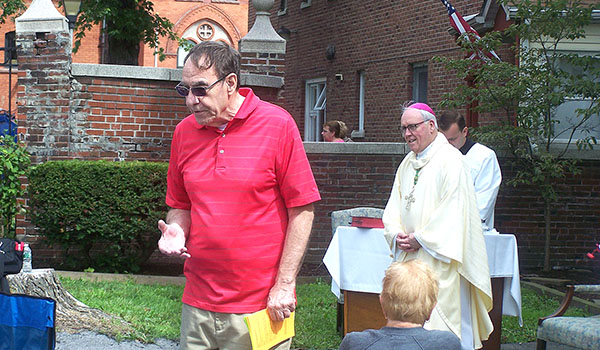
[472, 148, 501, 231]
[383, 171, 403, 250]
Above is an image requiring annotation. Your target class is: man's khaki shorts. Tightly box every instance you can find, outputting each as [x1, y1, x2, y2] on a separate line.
[180, 303, 292, 350]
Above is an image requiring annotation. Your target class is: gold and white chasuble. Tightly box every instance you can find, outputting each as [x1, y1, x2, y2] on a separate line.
[383, 134, 493, 349]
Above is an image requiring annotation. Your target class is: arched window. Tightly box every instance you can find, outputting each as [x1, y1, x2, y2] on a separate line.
[177, 20, 233, 68]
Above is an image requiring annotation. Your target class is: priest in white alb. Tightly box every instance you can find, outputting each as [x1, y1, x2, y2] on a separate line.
[382, 103, 493, 350]
[438, 110, 502, 234]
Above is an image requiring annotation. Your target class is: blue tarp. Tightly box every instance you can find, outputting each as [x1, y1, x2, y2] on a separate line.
[0, 112, 17, 139]
[0, 293, 56, 350]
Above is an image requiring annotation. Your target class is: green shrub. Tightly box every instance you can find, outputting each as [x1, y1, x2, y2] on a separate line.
[0, 135, 30, 238]
[27, 160, 168, 273]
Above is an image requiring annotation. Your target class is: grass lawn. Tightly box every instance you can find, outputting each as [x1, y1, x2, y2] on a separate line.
[59, 276, 592, 348]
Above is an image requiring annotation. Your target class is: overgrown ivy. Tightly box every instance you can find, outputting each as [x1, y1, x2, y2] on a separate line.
[0, 135, 30, 238]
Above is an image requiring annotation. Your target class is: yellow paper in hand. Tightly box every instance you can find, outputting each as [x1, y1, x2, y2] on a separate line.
[244, 309, 295, 350]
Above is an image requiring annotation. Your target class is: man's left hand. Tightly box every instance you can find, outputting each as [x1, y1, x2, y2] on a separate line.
[396, 232, 422, 252]
[266, 281, 296, 322]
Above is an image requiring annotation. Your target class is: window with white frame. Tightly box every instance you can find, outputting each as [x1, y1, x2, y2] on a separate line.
[412, 63, 428, 103]
[526, 23, 600, 143]
[305, 78, 327, 141]
[352, 70, 366, 138]
[552, 53, 600, 142]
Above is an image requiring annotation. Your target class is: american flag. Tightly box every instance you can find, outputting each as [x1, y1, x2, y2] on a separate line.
[440, 0, 501, 61]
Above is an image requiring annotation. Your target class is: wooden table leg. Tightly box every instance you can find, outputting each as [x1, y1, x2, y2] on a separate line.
[337, 301, 344, 335]
[482, 277, 504, 350]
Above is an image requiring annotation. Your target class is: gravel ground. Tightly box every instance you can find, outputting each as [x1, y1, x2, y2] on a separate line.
[56, 331, 179, 350]
[55, 331, 580, 350]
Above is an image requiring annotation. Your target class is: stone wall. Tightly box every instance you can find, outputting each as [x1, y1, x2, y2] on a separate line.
[20, 64, 187, 164]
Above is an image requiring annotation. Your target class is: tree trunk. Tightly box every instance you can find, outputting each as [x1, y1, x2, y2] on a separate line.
[543, 200, 551, 271]
[6, 269, 133, 334]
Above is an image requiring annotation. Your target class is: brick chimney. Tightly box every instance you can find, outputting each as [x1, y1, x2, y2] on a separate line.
[15, 0, 71, 163]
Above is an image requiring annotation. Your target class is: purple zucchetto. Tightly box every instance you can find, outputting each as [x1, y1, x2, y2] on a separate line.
[408, 103, 435, 117]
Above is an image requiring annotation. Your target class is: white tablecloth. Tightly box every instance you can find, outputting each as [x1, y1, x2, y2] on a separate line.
[323, 226, 522, 324]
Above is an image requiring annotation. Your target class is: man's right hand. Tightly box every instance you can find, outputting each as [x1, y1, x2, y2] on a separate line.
[157, 219, 191, 259]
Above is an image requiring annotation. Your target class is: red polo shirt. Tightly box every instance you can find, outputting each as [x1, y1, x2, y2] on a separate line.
[166, 88, 321, 313]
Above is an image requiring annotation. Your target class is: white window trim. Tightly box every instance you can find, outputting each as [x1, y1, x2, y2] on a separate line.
[305, 77, 327, 141]
[412, 62, 428, 104]
[352, 71, 366, 139]
[278, 0, 288, 16]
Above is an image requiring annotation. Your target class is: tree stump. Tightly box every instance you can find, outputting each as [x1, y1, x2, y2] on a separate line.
[6, 269, 134, 335]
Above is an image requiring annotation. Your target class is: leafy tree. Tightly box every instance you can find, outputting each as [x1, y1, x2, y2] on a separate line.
[0, 0, 26, 25]
[0, 135, 30, 238]
[75, 0, 177, 64]
[0, 0, 177, 64]
[437, 0, 600, 271]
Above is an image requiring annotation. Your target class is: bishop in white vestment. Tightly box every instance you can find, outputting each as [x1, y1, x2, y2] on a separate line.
[383, 103, 493, 350]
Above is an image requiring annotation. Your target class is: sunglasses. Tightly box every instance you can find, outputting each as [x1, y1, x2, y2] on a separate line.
[175, 76, 226, 97]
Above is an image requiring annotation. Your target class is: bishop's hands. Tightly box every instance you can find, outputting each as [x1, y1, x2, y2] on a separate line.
[267, 279, 296, 322]
[396, 232, 421, 252]
[157, 220, 191, 259]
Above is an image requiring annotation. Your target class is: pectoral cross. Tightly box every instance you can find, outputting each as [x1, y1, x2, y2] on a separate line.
[404, 189, 416, 210]
[404, 168, 421, 210]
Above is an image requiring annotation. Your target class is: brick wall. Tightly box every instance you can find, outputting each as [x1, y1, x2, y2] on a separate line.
[496, 159, 600, 271]
[265, 0, 493, 141]
[301, 144, 600, 276]
[0, 0, 248, 118]
[108, 142, 600, 276]
[21, 64, 187, 164]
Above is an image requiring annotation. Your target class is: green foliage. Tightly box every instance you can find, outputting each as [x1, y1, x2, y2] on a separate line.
[27, 160, 168, 273]
[0, 135, 30, 238]
[74, 0, 177, 62]
[436, 0, 600, 269]
[0, 0, 25, 25]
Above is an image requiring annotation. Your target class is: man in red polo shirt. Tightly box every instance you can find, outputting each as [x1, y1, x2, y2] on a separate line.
[157, 41, 321, 350]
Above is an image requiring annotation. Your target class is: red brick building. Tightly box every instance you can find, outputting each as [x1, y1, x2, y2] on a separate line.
[0, 0, 249, 117]
[263, 0, 491, 142]
[264, 0, 599, 143]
